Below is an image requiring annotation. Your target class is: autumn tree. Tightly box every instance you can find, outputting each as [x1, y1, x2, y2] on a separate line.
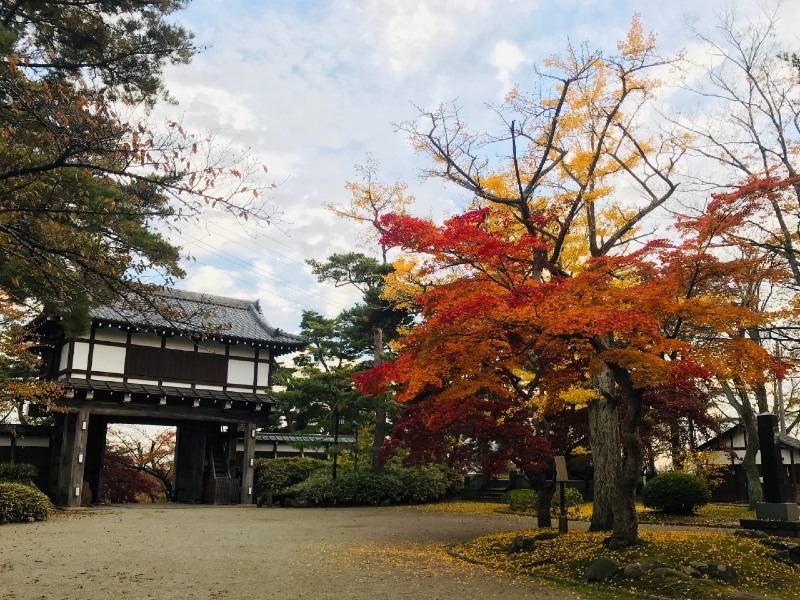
[359, 182, 785, 547]
[391, 17, 683, 535]
[106, 426, 176, 496]
[0, 294, 61, 422]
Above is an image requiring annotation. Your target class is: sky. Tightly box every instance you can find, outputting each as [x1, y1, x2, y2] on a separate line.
[152, 0, 800, 337]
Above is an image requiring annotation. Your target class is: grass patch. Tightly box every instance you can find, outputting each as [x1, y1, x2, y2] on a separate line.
[452, 529, 798, 599]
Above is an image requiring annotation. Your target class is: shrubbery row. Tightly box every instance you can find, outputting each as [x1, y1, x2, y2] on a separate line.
[255, 457, 462, 506]
[287, 464, 461, 506]
[0, 462, 38, 482]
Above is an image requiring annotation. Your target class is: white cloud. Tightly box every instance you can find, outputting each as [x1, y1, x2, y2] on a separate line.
[491, 40, 526, 94]
[152, 0, 800, 336]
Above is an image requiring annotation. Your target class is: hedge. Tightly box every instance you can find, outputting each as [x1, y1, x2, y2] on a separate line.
[286, 464, 461, 506]
[0, 463, 38, 482]
[254, 457, 329, 497]
[0, 482, 50, 524]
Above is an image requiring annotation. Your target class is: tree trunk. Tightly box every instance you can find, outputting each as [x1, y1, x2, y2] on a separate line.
[739, 388, 764, 508]
[371, 327, 385, 474]
[527, 467, 555, 528]
[588, 363, 618, 531]
[608, 380, 643, 550]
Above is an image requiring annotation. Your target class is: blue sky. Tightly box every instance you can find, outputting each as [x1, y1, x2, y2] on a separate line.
[152, 0, 800, 335]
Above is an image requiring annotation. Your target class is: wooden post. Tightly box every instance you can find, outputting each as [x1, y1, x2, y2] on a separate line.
[241, 422, 256, 504]
[56, 410, 90, 508]
[85, 417, 108, 504]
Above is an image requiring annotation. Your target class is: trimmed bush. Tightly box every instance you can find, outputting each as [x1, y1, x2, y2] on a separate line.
[389, 464, 462, 503]
[0, 482, 50, 524]
[0, 463, 38, 482]
[641, 471, 711, 515]
[287, 465, 461, 506]
[254, 457, 328, 496]
[506, 487, 583, 514]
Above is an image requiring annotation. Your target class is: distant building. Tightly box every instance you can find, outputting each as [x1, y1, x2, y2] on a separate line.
[698, 423, 800, 503]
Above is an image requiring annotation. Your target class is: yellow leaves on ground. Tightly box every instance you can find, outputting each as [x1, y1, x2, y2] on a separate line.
[453, 529, 799, 600]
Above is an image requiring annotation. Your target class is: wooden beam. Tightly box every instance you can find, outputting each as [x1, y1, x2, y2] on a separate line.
[241, 423, 257, 504]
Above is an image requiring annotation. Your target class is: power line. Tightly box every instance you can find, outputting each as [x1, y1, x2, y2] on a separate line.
[174, 231, 352, 312]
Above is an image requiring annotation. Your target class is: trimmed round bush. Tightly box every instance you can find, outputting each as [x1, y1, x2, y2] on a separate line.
[0, 462, 38, 481]
[0, 482, 50, 524]
[641, 471, 711, 514]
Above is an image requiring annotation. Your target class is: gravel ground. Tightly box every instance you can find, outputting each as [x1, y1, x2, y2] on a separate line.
[1, 504, 589, 600]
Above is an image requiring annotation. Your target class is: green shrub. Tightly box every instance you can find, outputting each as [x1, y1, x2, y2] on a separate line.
[254, 457, 328, 496]
[506, 487, 583, 514]
[0, 463, 38, 481]
[507, 489, 537, 512]
[0, 482, 50, 524]
[388, 464, 462, 503]
[641, 471, 711, 515]
[287, 464, 461, 506]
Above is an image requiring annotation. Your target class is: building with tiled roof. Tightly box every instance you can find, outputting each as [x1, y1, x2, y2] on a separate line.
[35, 288, 308, 508]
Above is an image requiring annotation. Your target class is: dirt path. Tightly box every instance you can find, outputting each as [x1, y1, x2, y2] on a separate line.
[1, 504, 589, 600]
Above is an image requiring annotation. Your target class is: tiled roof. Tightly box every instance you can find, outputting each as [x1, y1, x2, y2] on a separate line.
[256, 432, 356, 444]
[90, 288, 307, 351]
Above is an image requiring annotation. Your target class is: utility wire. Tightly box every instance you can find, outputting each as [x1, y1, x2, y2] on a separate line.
[174, 230, 351, 312]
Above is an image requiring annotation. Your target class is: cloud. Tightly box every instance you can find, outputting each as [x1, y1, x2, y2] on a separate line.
[491, 40, 526, 94]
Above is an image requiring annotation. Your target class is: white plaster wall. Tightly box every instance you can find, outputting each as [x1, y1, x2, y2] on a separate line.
[196, 340, 225, 355]
[72, 342, 90, 371]
[195, 384, 225, 391]
[90, 375, 124, 382]
[229, 345, 255, 359]
[257, 362, 270, 388]
[91, 345, 126, 374]
[126, 377, 161, 385]
[94, 328, 127, 343]
[161, 381, 191, 389]
[130, 331, 162, 348]
[227, 359, 254, 386]
[165, 336, 195, 352]
[59, 343, 69, 372]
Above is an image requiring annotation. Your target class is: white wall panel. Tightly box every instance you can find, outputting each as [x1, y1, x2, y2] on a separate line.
[94, 328, 127, 343]
[227, 359, 254, 386]
[229, 345, 255, 359]
[59, 343, 69, 371]
[130, 331, 162, 348]
[72, 342, 90, 371]
[165, 336, 194, 351]
[257, 362, 270, 388]
[196, 340, 225, 355]
[91, 344, 126, 374]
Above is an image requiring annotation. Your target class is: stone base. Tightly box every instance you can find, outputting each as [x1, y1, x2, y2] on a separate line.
[740, 518, 800, 538]
[755, 502, 799, 521]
